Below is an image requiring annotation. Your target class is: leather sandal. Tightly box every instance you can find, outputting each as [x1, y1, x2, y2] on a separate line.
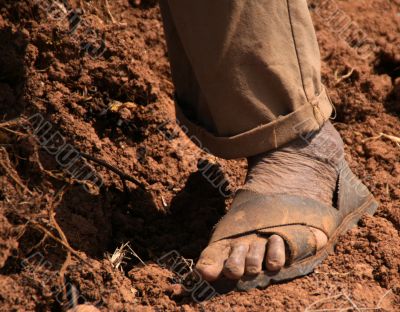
[209, 160, 378, 291]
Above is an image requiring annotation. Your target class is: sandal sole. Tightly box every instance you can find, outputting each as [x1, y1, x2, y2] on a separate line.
[235, 196, 378, 291]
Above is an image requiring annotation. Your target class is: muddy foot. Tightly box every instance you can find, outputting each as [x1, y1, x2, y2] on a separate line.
[195, 121, 344, 281]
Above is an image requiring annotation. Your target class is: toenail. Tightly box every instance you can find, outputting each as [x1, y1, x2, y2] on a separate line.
[267, 259, 280, 265]
[198, 259, 214, 266]
[246, 266, 259, 274]
[266, 260, 283, 271]
[224, 263, 241, 273]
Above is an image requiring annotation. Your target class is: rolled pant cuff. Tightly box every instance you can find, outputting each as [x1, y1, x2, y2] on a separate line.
[175, 87, 333, 159]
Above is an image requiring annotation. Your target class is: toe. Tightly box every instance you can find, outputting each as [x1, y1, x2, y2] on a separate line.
[310, 228, 328, 250]
[265, 234, 286, 271]
[223, 240, 249, 279]
[245, 236, 267, 275]
[195, 240, 230, 282]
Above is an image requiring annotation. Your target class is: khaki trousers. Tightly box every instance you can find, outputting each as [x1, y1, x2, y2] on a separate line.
[159, 0, 333, 159]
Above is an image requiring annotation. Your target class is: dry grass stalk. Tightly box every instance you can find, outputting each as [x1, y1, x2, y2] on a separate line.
[334, 67, 354, 84]
[107, 242, 145, 273]
[363, 132, 400, 147]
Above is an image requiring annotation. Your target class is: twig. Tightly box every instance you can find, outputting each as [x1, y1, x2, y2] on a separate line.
[0, 159, 31, 195]
[126, 243, 146, 266]
[34, 146, 66, 181]
[29, 222, 88, 264]
[0, 147, 33, 195]
[53, 0, 68, 14]
[49, 186, 73, 301]
[104, 0, 116, 23]
[26, 186, 88, 301]
[78, 0, 86, 14]
[334, 67, 354, 84]
[362, 132, 400, 147]
[26, 233, 49, 255]
[18, 185, 89, 303]
[79, 152, 148, 189]
[69, 284, 79, 310]
[36, 146, 102, 192]
[0, 127, 29, 137]
[14, 112, 147, 191]
[60, 252, 72, 301]
[0, 117, 28, 128]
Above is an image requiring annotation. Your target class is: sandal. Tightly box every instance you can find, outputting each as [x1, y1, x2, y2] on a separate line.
[209, 160, 378, 290]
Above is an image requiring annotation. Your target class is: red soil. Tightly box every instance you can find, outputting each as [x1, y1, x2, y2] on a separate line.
[0, 0, 399, 311]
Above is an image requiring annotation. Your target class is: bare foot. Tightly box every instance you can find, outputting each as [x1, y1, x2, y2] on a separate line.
[195, 121, 343, 281]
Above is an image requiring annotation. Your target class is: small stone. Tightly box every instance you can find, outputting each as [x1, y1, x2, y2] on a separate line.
[365, 158, 377, 171]
[376, 37, 386, 47]
[355, 145, 364, 155]
[369, 74, 392, 100]
[393, 163, 400, 175]
[393, 188, 400, 199]
[354, 135, 363, 144]
[119, 107, 132, 120]
[387, 33, 396, 42]
[355, 282, 363, 289]
[182, 304, 196, 312]
[394, 77, 400, 101]
[367, 118, 377, 127]
[66, 304, 100, 312]
[166, 284, 185, 297]
[344, 137, 353, 145]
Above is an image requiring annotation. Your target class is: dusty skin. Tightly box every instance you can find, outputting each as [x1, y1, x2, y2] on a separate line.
[195, 121, 341, 281]
[0, 0, 399, 311]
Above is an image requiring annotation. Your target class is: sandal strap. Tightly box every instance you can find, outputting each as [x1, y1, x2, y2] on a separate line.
[209, 159, 375, 265]
[258, 225, 317, 264]
[210, 191, 340, 244]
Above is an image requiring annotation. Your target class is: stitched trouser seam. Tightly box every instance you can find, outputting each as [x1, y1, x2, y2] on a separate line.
[286, 0, 309, 103]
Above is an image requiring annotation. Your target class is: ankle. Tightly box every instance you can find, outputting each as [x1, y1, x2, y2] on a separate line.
[248, 121, 344, 167]
[244, 121, 344, 207]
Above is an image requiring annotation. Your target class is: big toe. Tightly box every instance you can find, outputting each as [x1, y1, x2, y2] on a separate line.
[195, 240, 230, 282]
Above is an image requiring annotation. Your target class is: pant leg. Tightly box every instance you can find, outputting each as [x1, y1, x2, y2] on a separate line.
[159, 0, 333, 159]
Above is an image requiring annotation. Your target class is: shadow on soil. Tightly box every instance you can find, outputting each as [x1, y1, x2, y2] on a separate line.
[53, 169, 226, 268]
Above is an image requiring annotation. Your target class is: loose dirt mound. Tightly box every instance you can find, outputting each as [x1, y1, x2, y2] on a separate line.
[0, 0, 399, 311]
